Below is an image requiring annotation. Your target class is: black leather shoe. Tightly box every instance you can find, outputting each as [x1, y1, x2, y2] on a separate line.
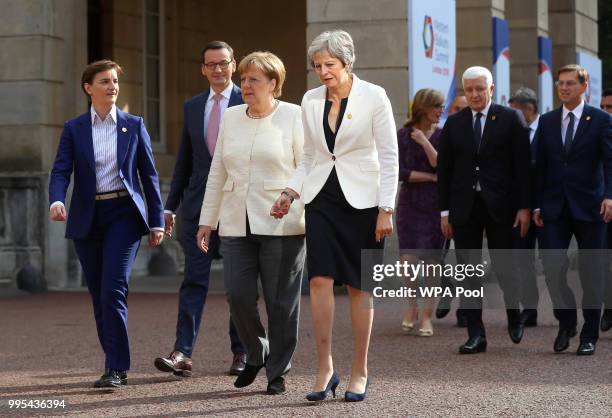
[576, 341, 596, 356]
[266, 376, 286, 395]
[508, 322, 524, 344]
[456, 310, 468, 328]
[93, 369, 127, 388]
[553, 327, 577, 353]
[234, 363, 264, 388]
[459, 336, 487, 354]
[600, 309, 612, 332]
[520, 309, 538, 327]
[229, 353, 247, 376]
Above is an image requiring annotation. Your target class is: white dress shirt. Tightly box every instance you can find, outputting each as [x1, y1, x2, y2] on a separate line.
[561, 100, 584, 145]
[529, 114, 540, 143]
[90, 105, 125, 193]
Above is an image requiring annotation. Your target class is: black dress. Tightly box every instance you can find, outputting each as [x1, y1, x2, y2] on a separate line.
[305, 98, 384, 290]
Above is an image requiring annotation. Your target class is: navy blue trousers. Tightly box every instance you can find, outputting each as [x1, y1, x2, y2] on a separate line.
[538, 204, 607, 343]
[174, 220, 244, 357]
[73, 196, 143, 371]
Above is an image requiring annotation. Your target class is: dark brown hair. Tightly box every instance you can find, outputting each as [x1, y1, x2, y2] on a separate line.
[557, 64, 589, 84]
[201, 41, 234, 63]
[81, 60, 123, 96]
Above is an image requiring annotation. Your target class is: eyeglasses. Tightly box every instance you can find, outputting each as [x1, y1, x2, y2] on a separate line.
[555, 80, 581, 87]
[204, 60, 232, 70]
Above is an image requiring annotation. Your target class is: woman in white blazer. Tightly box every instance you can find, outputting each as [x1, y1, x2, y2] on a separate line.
[197, 52, 306, 395]
[272, 30, 399, 402]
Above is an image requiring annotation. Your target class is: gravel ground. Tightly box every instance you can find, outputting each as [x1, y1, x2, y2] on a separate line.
[0, 290, 610, 417]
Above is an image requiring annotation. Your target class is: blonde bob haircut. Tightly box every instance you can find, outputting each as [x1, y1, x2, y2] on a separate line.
[238, 51, 286, 98]
[406, 88, 445, 127]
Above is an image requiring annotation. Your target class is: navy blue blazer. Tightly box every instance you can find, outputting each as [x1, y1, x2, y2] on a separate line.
[165, 84, 243, 221]
[535, 104, 612, 222]
[49, 109, 164, 239]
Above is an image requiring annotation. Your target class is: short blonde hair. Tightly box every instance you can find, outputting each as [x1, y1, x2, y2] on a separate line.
[407, 88, 445, 127]
[238, 51, 286, 98]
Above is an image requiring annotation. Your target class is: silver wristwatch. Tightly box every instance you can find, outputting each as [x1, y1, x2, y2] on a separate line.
[379, 206, 394, 214]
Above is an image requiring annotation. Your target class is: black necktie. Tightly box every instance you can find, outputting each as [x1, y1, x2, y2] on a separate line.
[474, 112, 483, 151]
[564, 112, 575, 154]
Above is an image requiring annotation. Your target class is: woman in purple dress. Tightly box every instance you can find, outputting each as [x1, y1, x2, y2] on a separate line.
[396, 88, 446, 337]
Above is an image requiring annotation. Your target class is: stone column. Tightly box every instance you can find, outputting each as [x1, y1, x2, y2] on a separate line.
[0, 0, 87, 290]
[549, 0, 598, 96]
[456, 0, 505, 92]
[306, 0, 409, 127]
[506, 0, 549, 92]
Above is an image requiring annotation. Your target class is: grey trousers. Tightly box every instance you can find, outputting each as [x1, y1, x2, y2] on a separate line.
[220, 232, 305, 381]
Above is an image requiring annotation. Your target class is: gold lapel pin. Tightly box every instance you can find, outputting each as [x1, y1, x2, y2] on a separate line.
[122, 127, 127, 132]
[347, 113, 352, 119]
[491, 115, 496, 120]
[586, 116, 591, 121]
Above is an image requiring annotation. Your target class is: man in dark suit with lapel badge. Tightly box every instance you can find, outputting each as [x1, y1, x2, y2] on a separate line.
[154, 41, 246, 376]
[509, 87, 541, 328]
[533, 64, 612, 355]
[438, 66, 532, 354]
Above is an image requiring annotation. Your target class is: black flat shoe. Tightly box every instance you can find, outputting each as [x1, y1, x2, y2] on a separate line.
[266, 376, 286, 395]
[576, 341, 596, 356]
[459, 336, 487, 354]
[344, 378, 369, 402]
[234, 363, 264, 388]
[93, 369, 127, 388]
[600, 309, 612, 332]
[306, 371, 340, 401]
[508, 322, 524, 344]
[553, 327, 577, 353]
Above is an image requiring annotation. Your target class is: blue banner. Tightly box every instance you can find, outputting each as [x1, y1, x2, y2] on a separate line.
[537, 36, 554, 113]
[492, 17, 510, 106]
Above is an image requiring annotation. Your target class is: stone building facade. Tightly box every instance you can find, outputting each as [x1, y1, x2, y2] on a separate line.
[0, 0, 601, 292]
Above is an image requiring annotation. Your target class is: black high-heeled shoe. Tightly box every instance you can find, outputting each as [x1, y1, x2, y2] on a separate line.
[306, 371, 340, 401]
[344, 377, 369, 402]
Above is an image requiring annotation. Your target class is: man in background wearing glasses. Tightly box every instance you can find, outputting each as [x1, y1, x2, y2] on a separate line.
[154, 41, 246, 377]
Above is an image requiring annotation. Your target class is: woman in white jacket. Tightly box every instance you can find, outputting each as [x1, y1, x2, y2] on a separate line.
[197, 51, 305, 395]
[272, 30, 399, 402]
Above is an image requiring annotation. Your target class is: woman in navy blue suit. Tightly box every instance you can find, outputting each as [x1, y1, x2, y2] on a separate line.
[49, 60, 165, 388]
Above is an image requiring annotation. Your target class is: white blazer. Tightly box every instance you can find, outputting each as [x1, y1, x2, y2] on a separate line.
[199, 101, 305, 236]
[287, 74, 399, 209]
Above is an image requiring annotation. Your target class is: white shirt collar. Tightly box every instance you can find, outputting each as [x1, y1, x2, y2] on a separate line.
[91, 104, 117, 124]
[208, 82, 234, 103]
[562, 100, 584, 121]
[529, 114, 540, 132]
[471, 100, 492, 119]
